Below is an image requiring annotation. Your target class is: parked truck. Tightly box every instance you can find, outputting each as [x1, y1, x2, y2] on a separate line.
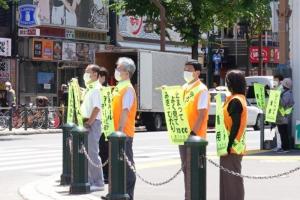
[95, 49, 190, 131]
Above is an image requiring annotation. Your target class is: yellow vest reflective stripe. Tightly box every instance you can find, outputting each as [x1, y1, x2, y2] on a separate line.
[278, 106, 293, 116]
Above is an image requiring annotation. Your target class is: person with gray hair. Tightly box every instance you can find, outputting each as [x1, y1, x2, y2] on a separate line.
[276, 78, 294, 153]
[111, 57, 137, 200]
[5, 81, 16, 107]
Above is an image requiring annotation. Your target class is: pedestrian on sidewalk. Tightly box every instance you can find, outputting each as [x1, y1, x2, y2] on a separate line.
[98, 66, 109, 184]
[5, 81, 16, 107]
[275, 78, 294, 153]
[81, 64, 105, 191]
[220, 70, 247, 200]
[180, 61, 210, 200]
[112, 57, 137, 200]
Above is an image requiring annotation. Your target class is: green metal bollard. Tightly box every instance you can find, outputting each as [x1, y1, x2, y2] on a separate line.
[69, 126, 90, 194]
[105, 132, 130, 200]
[185, 135, 208, 200]
[60, 123, 75, 185]
[260, 113, 265, 150]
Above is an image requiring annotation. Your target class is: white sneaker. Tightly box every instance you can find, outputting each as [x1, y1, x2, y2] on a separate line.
[90, 185, 105, 191]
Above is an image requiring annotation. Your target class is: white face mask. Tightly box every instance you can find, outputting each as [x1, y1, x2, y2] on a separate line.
[114, 70, 122, 82]
[83, 73, 91, 84]
[273, 80, 279, 88]
[5, 87, 9, 91]
[183, 71, 194, 83]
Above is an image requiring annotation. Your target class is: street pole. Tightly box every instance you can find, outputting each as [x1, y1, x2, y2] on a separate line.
[109, 0, 117, 46]
[150, 0, 166, 51]
[278, 0, 292, 75]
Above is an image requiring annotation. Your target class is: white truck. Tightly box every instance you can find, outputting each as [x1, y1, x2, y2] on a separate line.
[95, 49, 190, 131]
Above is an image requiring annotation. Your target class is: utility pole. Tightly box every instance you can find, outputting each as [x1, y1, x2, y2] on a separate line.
[150, 0, 166, 51]
[109, 0, 117, 46]
[278, 0, 292, 73]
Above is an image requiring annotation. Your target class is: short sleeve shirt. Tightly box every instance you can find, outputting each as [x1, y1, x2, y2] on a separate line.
[81, 82, 101, 120]
[122, 87, 135, 110]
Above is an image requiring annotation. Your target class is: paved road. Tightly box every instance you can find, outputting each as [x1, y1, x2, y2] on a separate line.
[0, 129, 300, 200]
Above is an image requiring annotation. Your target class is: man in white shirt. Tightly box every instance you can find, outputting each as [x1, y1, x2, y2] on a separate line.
[81, 64, 104, 191]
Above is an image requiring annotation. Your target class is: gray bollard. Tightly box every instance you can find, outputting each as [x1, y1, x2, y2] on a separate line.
[105, 132, 130, 200]
[60, 123, 75, 185]
[185, 135, 208, 200]
[69, 126, 90, 194]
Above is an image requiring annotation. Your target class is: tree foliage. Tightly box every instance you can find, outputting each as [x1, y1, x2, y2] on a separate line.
[112, 0, 272, 59]
[0, 0, 10, 9]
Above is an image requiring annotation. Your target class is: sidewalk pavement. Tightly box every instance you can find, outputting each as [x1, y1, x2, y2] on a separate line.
[0, 128, 62, 136]
[19, 174, 107, 200]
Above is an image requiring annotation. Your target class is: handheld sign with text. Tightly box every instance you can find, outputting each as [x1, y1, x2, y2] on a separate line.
[265, 90, 281, 123]
[254, 83, 266, 110]
[161, 86, 190, 145]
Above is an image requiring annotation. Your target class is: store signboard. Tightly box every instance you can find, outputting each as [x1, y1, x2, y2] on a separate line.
[0, 38, 11, 57]
[18, 4, 39, 27]
[34, 0, 108, 31]
[296, 120, 300, 145]
[18, 28, 40, 37]
[249, 46, 279, 64]
[32, 39, 53, 60]
[76, 43, 90, 62]
[62, 42, 76, 61]
[0, 59, 10, 90]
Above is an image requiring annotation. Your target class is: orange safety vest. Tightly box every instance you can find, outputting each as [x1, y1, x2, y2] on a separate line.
[223, 94, 248, 154]
[112, 80, 137, 137]
[183, 80, 210, 138]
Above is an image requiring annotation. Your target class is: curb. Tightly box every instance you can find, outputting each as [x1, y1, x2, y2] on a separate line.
[19, 174, 108, 200]
[0, 129, 62, 136]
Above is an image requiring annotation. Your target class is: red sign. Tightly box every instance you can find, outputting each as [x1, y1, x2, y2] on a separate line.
[249, 46, 279, 64]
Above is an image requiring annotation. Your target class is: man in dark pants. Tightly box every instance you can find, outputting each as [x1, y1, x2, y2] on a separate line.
[111, 57, 137, 200]
[276, 78, 294, 153]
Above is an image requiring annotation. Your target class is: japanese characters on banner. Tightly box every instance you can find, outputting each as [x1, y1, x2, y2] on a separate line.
[253, 83, 266, 110]
[265, 90, 281, 123]
[100, 87, 114, 139]
[215, 93, 229, 156]
[161, 86, 190, 145]
[67, 78, 83, 127]
[0, 59, 10, 90]
[249, 46, 280, 64]
[0, 38, 11, 57]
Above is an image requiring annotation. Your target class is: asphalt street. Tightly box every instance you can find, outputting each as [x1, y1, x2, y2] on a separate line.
[0, 129, 299, 200]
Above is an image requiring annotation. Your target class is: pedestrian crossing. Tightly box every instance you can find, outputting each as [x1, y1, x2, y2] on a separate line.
[0, 144, 180, 174]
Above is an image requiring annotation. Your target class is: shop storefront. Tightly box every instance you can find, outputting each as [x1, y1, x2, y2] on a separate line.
[17, 1, 109, 105]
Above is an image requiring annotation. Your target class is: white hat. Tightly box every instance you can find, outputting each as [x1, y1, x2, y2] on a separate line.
[281, 78, 292, 89]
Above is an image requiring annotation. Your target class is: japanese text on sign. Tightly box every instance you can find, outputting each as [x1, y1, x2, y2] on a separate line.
[161, 86, 190, 145]
[101, 86, 114, 139]
[254, 83, 266, 110]
[265, 90, 281, 123]
[215, 93, 229, 156]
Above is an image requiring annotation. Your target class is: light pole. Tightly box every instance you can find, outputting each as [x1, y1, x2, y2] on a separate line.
[150, 0, 166, 51]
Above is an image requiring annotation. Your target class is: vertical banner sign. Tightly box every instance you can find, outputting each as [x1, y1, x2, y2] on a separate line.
[254, 83, 266, 110]
[296, 120, 300, 145]
[265, 90, 281, 123]
[66, 81, 75, 123]
[161, 86, 190, 145]
[101, 86, 114, 139]
[72, 79, 83, 127]
[215, 94, 229, 156]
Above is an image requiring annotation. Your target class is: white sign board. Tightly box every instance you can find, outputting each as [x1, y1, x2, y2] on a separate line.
[0, 38, 11, 57]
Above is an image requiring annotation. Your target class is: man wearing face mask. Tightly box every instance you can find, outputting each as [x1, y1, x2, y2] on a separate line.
[80, 64, 105, 191]
[5, 82, 16, 107]
[180, 61, 210, 200]
[112, 57, 137, 200]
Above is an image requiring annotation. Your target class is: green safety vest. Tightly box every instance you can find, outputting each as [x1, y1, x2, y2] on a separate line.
[278, 106, 293, 116]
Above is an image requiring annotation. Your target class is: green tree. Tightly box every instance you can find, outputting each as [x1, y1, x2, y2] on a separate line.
[0, 0, 11, 9]
[112, 0, 245, 59]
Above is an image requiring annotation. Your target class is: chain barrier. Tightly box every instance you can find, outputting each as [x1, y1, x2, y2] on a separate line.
[79, 144, 109, 169]
[206, 156, 300, 180]
[124, 152, 182, 186]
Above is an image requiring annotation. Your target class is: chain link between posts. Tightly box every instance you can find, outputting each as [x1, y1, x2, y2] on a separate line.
[79, 144, 109, 169]
[206, 156, 300, 180]
[124, 152, 182, 186]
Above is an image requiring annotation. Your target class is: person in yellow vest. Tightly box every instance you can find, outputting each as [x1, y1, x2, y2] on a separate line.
[180, 61, 210, 200]
[220, 70, 248, 200]
[81, 64, 105, 191]
[112, 57, 137, 200]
